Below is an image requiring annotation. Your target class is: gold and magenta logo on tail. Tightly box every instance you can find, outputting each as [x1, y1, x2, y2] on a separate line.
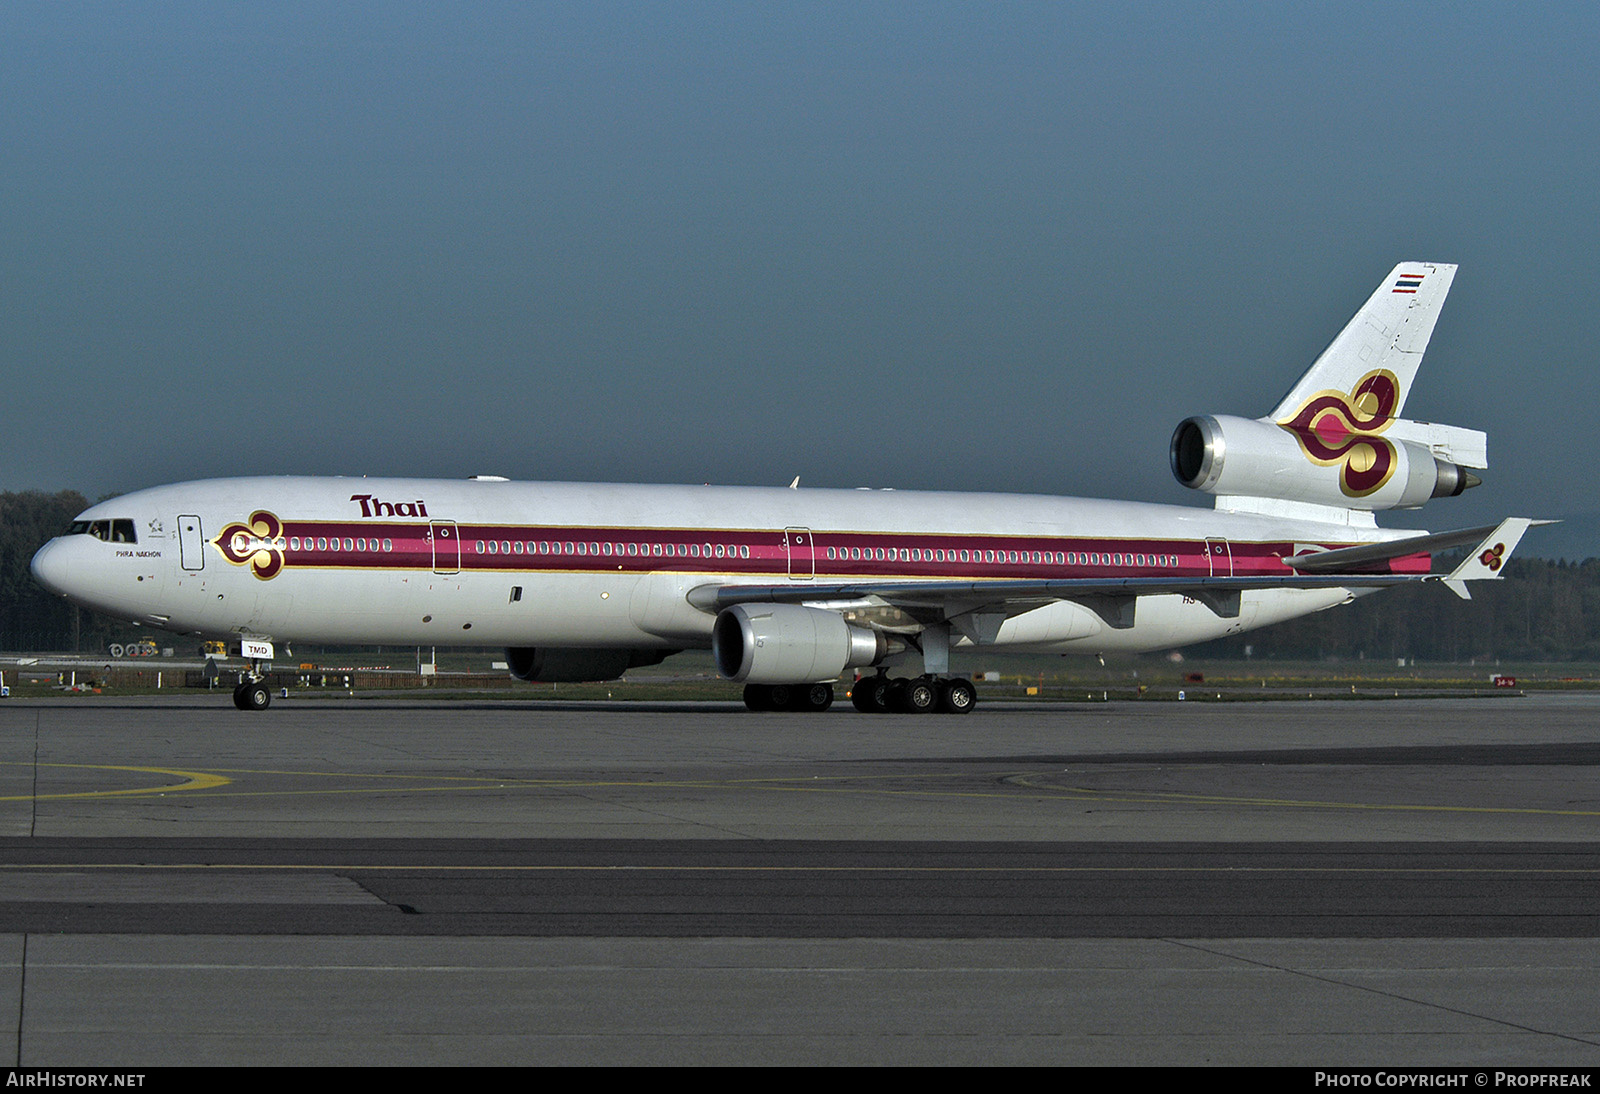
[214, 511, 286, 580]
[1278, 370, 1400, 498]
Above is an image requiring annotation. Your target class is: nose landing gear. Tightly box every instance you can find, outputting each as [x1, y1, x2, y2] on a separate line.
[232, 680, 271, 710]
[231, 645, 275, 711]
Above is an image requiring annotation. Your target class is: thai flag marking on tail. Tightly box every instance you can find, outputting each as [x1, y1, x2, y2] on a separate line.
[1392, 272, 1426, 294]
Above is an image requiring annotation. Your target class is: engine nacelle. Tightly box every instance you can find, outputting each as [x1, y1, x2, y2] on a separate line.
[712, 604, 888, 685]
[505, 646, 674, 683]
[1171, 414, 1478, 511]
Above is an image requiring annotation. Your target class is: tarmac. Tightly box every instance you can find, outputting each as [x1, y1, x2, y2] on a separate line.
[1, 691, 1597, 1065]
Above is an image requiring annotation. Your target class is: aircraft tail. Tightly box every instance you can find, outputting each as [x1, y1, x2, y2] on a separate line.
[1269, 261, 1457, 422]
[1172, 260, 1486, 519]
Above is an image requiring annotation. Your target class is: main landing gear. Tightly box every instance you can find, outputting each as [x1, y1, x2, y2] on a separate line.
[740, 621, 976, 716]
[850, 673, 976, 715]
[743, 682, 835, 712]
[840, 622, 976, 714]
[743, 675, 977, 714]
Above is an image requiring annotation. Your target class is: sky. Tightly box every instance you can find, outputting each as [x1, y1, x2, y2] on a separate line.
[2, 3, 1595, 556]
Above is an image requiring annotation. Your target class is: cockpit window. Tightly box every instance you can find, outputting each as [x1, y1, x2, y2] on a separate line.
[65, 519, 137, 544]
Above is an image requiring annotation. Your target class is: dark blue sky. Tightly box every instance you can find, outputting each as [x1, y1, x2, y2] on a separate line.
[2, 4, 1594, 553]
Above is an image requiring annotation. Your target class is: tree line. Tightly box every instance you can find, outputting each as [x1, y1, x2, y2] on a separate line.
[1184, 555, 1600, 662]
[2, 488, 1598, 660]
[0, 490, 103, 651]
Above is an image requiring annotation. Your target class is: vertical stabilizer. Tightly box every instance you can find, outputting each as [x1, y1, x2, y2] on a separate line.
[1270, 262, 1457, 421]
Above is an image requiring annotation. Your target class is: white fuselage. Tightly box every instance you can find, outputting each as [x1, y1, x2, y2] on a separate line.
[30, 476, 1419, 656]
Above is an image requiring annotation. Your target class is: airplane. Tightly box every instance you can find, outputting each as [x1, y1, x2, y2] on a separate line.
[30, 261, 1541, 714]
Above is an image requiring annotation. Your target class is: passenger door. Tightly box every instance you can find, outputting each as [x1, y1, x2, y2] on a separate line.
[1205, 538, 1233, 577]
[430, 521, 461, 575]
[178, 515, 205, 571]
[784, 527, 815, 580]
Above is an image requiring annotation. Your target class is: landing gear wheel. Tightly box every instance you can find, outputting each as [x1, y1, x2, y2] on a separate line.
[743, 683, 772, 711]
[767, 684, 794, 711]
[240, 683, 271, 711]
[885, 678, 908, 712]
[939, 678, 977, 715]
[851, 676, 891, 713]
[231, 683, 248, 710]
[898, 676, 938, 714]
[800, 683, 834, 712]
[853, 675, 891, 713]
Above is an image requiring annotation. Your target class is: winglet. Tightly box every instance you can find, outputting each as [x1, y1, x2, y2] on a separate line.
[1439, 518, 1538, 600]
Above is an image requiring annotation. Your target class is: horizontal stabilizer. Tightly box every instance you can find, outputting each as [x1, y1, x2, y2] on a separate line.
[1384, 420, 1489, 470]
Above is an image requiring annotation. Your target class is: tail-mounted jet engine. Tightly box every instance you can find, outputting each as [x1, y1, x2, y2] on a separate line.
[712, 604, 889, 685]
[1170, 414, 1482, 511]
[505, 646, 676, 683]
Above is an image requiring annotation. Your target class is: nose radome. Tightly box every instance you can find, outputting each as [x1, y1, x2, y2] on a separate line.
[30, 539, 76, 599]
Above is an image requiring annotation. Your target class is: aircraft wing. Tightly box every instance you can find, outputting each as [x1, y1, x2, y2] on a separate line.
[1285, 518, 1545, 572]
[689, 518, 1540, 632]
[691, 572, 1412, 632]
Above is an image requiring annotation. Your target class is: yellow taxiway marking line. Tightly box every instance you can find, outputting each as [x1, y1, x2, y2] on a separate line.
[6, 762, 1594, 819]
[46, 767, 1007, 800]
[0, 762, 231, 801]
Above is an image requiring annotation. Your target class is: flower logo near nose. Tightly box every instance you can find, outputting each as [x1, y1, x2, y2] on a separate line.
[215, 511, 286, 580]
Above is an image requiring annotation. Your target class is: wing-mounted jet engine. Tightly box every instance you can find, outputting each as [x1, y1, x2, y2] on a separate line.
[712, 604, 890, 685]
[1171, 261, 1485, 514]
